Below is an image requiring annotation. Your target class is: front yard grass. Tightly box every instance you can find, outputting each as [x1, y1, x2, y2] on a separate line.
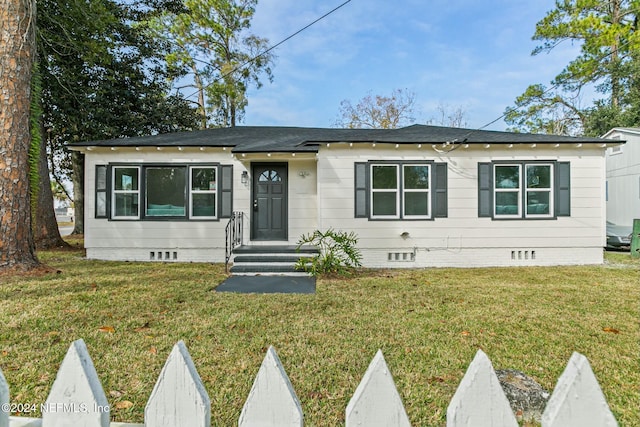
[0, 243, 638, 426]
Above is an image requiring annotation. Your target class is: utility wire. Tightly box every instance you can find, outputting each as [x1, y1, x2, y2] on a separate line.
[444, 36, 636, 147]
[183, 0, 353, 102]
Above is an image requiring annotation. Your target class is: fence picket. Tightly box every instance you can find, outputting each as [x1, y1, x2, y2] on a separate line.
[541, 352, 618, 427]
[345, 350, 410, 427]
[238, 346, 302, 427]
[144, 341, 210, 427]
[3, 342, 621, 426]
[41, 339, 110, 427]
[1, 367, 8, 427]
[446, 349, 518, 427]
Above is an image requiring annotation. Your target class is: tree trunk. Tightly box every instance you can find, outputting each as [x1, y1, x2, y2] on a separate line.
[0, 0, 40, 270]
[192, 64, 207, 130]
[71, 151, 84, 235]
[34, 121, 69, 249]
[610, 0, 621, 108]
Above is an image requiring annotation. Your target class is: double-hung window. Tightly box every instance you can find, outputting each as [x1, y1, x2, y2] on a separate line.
[371, 165, 400, 218]
[524, 164, 553, 217]
[190, 167, 217, 218]
[479, 161, 569, 219]
[403, 164, 430, 218]
[112, 166, 140, 219]
[355, 161, 446, 220]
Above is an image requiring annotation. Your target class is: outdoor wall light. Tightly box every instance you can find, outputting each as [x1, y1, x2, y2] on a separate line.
[241, 170, 249, 184]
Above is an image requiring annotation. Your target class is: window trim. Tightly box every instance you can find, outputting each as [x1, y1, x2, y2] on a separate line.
[481, 160, 562, 220]
[493, 164, 522, 219]
[370, 164, 401, 219]
[104, 163, 226, 221]
[189, 166, 217, 220]
[524, 163, 554, 219]
[112, 166, 141, 220]
[357, 160, 441, 221]
[402, 164, 431, 219]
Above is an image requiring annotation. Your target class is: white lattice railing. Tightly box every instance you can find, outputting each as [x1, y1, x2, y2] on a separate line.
[0, 339, 618, 427]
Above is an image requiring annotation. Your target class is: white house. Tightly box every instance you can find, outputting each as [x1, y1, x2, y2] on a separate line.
[68, 124, 614, 269]
[603, 127, 640, 228]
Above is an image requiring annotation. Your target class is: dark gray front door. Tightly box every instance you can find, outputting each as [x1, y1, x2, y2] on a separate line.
[251, 163, 288, 240]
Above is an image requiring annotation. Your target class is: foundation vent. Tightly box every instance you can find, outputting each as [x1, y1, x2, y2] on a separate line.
[388, 252, 416, 262]
[511, 250, 536, 261]
[150, 251, 178, 261]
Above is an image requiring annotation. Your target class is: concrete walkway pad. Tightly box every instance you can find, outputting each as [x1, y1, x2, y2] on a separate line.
[215, 275, 315, 294]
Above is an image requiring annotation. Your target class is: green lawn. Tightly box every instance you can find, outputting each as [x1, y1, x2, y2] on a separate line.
[1, 241, 638, 426]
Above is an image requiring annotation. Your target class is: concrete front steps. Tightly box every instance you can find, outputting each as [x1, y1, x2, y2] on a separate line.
[229, 245, 319, 276]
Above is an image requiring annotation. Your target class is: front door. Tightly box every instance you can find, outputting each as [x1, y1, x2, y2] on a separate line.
[251, 163, 288, 241]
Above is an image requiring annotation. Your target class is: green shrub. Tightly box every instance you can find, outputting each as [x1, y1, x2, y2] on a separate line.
[295, 229, 362, 276]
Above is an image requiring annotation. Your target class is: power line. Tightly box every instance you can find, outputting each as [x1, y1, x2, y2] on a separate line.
[182, 0, 353, 102]
[445, 36, 636, 146]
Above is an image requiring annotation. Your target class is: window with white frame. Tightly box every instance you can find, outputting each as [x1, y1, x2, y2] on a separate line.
[492, 163, 554, 219]
[112, 166, 140, 219]
[190, 166, 217, 218]
[403, 164, 430, 218]
[371, 164, 400, 218]
[104, 164, 229, 220]
[479, 161, 569, 220]
[494, 164, 521, 217]
[369, 163, 432, 219]
[525, 164, 553, 217]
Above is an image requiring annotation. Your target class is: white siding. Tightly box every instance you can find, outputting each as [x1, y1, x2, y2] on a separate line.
[84, 149, 317, 262]
[316, 144, 605, 268]
[605, 129, 640, 227]
[83, 142, 607, 267]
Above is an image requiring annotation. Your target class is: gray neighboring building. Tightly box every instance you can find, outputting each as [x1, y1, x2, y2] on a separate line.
[603, 128, 640, 227]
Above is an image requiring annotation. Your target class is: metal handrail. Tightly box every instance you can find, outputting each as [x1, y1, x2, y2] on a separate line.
[225, 211, 243, 272]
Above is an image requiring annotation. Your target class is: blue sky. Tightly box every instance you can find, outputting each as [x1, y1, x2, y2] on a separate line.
[240, 0, 584, 131]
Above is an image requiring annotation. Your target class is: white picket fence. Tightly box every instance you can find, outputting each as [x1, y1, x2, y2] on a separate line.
[0, 339, 618, 427]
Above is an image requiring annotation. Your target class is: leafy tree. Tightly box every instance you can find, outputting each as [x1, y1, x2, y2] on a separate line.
[142, 0, 275, 128]
[505, 0, 640, 135]
[0, 0, 40, 270]
[583, 51, 640, 135]
[38, 0, 200, 234]
[335, 88, 416, 129]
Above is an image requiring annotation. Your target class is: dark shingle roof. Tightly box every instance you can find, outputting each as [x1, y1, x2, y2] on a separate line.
[69, 124, 606, 153]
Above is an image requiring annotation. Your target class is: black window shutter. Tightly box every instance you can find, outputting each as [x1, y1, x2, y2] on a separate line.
[478, 162, 492, 217]
[555, 161, 571, 217]
[354, 162, 368, 218]
[219, 164, 233, 218]
[433, 162, 448, 218]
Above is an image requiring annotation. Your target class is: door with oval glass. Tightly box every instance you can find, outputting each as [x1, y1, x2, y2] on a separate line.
[251, 163, 288, 240]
